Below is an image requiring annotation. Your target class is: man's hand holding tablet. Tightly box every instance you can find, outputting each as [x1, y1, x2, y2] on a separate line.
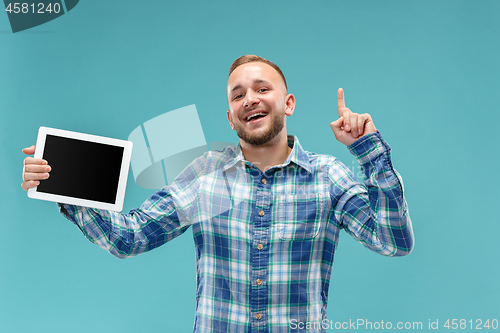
[22, 127, 133, 212]
[22, 145, 50, 190]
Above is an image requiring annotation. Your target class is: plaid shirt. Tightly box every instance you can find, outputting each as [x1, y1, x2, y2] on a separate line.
[59, 131, 413, 333]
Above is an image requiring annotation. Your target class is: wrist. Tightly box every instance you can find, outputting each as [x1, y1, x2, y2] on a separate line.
[348, 130, 389, 164]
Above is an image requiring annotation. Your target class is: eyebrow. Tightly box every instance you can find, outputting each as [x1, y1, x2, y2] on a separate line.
[230, 79, 270, 94]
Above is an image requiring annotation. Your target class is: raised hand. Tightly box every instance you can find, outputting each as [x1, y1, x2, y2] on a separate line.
[330, 88, 377, 146]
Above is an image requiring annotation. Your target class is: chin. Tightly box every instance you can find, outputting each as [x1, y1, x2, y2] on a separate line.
[240, 127, 284, 146]
[235, 111, 285, 146]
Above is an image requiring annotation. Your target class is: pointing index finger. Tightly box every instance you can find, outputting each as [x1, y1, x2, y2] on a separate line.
[337, 88, 345, 117]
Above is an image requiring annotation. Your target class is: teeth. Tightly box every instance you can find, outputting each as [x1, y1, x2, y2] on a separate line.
[246, 112, 266, 121]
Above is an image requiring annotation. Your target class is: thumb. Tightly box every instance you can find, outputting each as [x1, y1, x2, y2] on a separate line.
[330, 116, 344, 136]
[22, 145, 35, 155]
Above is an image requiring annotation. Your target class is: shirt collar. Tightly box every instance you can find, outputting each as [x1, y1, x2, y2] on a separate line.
[221, 135, 312, 174]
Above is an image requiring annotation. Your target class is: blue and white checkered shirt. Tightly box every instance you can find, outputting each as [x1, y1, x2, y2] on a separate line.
[59, 131, 413, 332]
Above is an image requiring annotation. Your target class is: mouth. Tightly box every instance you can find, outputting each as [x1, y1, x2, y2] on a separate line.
[243, 110, 269, 124]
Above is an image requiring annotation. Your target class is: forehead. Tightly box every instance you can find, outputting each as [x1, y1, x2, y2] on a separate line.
[227, 62, 285, 94]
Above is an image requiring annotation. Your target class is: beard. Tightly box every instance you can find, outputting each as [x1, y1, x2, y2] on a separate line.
[234, 110, 285, 146]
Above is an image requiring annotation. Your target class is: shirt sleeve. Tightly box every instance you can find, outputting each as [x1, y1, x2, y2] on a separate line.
[57, 153, 208, 259]
[328, 130, 414, 256]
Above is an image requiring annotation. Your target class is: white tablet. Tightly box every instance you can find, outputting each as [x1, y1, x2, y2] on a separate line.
[28, 126, 133, 212]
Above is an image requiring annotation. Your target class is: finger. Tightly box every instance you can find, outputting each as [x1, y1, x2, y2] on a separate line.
[24, 164, 51, 173]
[362, 113, 377, 133]
[22, 145, 36, 155]
[337, 88, 346, 117]
[23, 171, 50, 182]
[350, 114, 359, 138]
[24, 157, 48, 166]
[342, 109, 352, 132]
[22, 180, 40, 191]
[357, 114, 368, 135]
[357, 114, 364, 135]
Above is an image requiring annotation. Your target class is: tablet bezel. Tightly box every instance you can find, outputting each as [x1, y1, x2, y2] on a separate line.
[27, 126, 133, 212]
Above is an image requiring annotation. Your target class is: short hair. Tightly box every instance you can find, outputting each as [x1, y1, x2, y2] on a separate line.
[229, 55, 288, 91]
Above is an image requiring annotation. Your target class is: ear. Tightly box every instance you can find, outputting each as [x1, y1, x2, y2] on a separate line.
[284, 93, 296, 116]
[227, 110, 235, 130]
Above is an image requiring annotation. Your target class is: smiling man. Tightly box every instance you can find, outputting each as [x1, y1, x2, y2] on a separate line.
[22, 55, 414, 332]
[226, 57, 295, 172]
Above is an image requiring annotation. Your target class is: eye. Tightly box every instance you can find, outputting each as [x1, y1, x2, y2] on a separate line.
[232, 94, 243, 101]
[258, 88, 268, 93]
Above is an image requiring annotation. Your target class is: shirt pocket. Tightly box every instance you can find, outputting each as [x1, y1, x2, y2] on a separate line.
[277, 193, 322, 240]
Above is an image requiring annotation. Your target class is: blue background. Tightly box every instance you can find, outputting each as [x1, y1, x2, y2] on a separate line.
[1, 1, 499, 332]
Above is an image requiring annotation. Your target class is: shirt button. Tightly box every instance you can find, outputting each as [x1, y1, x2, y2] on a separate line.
[256, 313, 262, 320]
[259, 210, 265, 216]
[257, 244, 263, 250]
[256, 279, 262, 286]
[261, 178, 267, 185]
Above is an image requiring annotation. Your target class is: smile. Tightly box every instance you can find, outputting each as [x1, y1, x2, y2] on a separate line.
[244, 111, 269, 122]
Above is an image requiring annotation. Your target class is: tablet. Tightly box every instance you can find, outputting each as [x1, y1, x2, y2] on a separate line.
[28, 127, 133, 212]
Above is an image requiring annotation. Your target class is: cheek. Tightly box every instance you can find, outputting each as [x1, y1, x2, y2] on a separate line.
[265, 96, 282, 109]
[271, 100, 284, 112]
[227, 111, 237, 129]
[230, 104, 243, 119]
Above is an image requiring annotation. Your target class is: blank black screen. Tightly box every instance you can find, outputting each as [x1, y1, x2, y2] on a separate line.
[38, 135, 124, 204]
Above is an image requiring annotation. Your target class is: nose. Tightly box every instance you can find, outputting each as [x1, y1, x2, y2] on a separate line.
[243, 90, 259, 108]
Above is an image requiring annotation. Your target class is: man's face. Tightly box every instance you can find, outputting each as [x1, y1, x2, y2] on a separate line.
[226, 62, 294, 146]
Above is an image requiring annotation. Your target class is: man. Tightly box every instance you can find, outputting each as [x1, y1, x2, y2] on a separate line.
[22, 55, 414, 332]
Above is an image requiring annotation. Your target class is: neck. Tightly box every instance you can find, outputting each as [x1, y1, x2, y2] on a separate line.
[239, 131, 292, 172]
